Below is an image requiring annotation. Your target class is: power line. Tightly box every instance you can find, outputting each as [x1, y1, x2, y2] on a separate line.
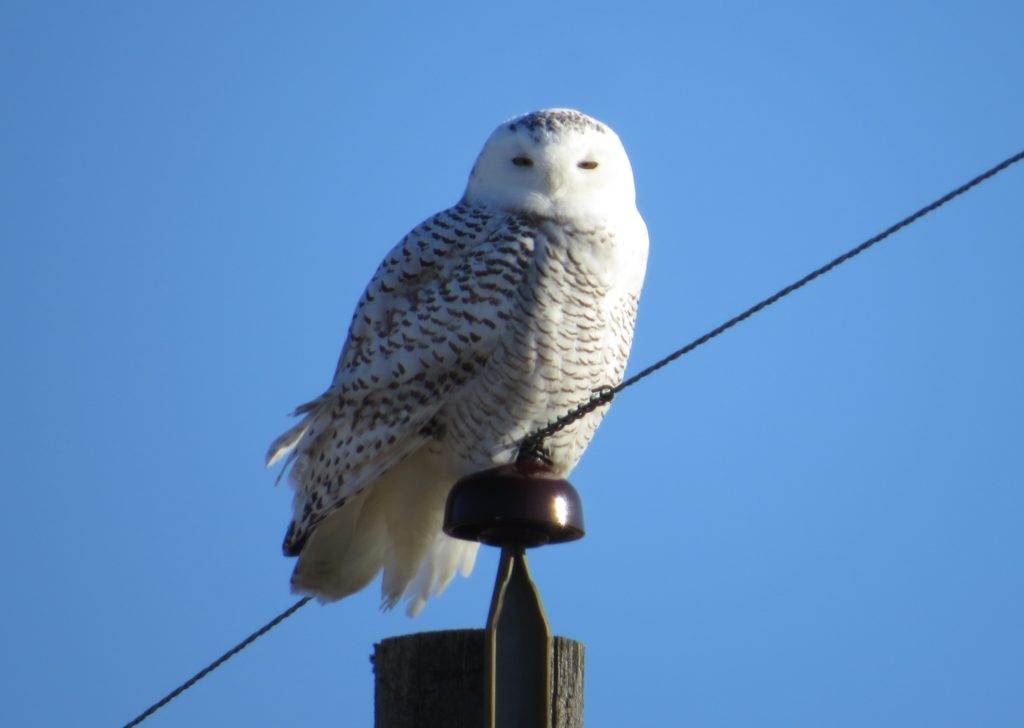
[518, 147, 1024, 457]
[123, 596, 311, 727]
[121, 146, 1022, 726]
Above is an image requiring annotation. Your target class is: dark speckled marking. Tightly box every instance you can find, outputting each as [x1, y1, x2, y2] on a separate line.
[507, 110, 607, 142]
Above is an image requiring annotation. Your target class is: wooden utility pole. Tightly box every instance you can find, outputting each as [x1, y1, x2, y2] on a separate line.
[372, 462, 587, 728]
[373, 630, 584, 728]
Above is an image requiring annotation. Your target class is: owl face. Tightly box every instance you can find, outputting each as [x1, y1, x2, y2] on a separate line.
[464, 109, 638, 222]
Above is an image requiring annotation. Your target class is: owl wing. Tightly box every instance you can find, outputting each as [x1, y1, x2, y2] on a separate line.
[267, 203, 535, 555]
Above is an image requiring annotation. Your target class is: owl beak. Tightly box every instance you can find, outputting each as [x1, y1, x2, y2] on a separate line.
[545, 167, 567, 197]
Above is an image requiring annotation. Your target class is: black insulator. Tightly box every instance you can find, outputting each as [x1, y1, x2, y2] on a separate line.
[443, 461, 585, 547]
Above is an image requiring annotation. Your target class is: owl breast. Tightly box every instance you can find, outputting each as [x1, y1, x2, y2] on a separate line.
[438, 214, 642, 477]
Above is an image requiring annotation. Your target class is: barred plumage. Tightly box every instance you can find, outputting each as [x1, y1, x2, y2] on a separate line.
[268, 109, 648, 614]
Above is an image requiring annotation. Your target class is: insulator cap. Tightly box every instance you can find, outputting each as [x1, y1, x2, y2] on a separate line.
[443, 461, 585, 547]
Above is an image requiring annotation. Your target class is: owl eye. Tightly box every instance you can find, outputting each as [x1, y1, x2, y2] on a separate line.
[511, 156, 533, 167]
[578, 160, 599, 170]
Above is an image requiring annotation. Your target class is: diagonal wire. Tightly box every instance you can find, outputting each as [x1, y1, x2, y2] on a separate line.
[519, 147, 1024, 457]
[120, 145, 1023, 726]
[123, 596, 312, 728]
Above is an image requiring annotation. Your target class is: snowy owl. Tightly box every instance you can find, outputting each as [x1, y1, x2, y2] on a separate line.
[268, 109, 648, 615]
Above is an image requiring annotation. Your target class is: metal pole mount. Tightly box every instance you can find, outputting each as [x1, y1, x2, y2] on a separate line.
[443, 460, 585, 728]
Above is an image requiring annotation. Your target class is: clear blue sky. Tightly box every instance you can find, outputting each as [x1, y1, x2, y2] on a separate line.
[2, 2, 1022, 726]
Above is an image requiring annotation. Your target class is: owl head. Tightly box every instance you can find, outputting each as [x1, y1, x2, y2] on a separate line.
[464, 109, 639, 222]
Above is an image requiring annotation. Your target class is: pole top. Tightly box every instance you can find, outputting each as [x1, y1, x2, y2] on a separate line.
[443, 461, 585, 548]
